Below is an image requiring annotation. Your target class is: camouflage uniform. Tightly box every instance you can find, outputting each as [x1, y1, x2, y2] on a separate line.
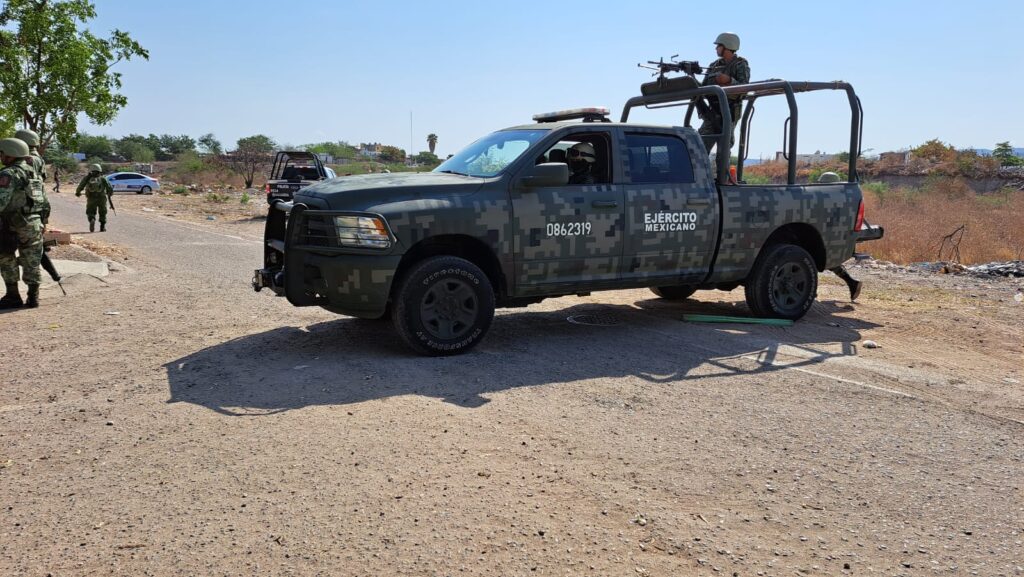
[76, 171, 113, 231]
[0, 159, 45, 304]
[568, 166, 595, 185]
[698, 56, 750, 154]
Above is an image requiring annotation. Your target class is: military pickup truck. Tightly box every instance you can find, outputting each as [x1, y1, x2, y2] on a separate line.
[263, 150, 336, 203]
[254, 78, 882, 355]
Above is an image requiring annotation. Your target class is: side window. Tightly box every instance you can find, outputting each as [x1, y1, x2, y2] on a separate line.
[625, 134, 694, 184]
[538, 133, 612, 185]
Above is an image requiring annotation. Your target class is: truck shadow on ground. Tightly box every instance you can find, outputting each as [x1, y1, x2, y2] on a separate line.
[165, 296, 880, 416]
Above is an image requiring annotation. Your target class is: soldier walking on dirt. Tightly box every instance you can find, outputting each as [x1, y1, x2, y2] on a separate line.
[0, 137, 47, 309]
[76, 164, 114, 232]
[699, 32, 750, 155]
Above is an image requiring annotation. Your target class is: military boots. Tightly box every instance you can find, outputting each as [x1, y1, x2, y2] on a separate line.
[25, 284, 39, 308]
[89, 219, 95, 232]
[100, 223, 106, 232]
[0, 283, 23, 309]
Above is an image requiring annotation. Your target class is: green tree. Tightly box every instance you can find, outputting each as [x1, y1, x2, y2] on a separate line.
[116, 133, 157, 159]
[379, 145, 406, 163]
[42, 143, 77, 171]
[993, 141, 1023, 167]
[911, 139, 955, 163]
[198, 133, 222, 156]
[157, 134, 195, 159]
[116, 139, 155, 162]
[427, 133, 438, 154]
[229, 134, 276, 188]
[413, 151, 439, 165]
[0, 0, 149, 152]
[74, 132, 112, 159]
[305, 141, 357, 160]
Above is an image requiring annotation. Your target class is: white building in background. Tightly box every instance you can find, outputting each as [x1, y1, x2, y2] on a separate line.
[773, 151, 837, 164]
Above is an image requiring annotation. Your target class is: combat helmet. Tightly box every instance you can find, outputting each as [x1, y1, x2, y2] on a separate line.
[14, 129, 39, 147]
[0, 138, 30, 159]
[714, 32, 740, 52]
[817, 171, 841, 183]
[89, 163, 102, 172]
[567, 142, 596, 164]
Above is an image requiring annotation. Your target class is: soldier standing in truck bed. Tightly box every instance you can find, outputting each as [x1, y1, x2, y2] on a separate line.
[699, 32, 750, 155]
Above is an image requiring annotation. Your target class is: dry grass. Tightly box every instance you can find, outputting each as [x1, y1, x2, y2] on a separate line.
[862, 180, 1024, 264]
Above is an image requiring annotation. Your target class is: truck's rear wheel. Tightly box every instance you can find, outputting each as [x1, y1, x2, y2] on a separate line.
[650, 285, 697, 300]
[744, 243, 817, 320]
[392, 256, 495, 356]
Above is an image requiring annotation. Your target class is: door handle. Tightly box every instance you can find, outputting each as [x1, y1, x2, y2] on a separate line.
[591, 200, 618, 209]
[686, 198, 711, 206]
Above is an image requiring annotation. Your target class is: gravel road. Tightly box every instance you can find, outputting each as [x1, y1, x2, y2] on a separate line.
[2, 193, 1022, 576]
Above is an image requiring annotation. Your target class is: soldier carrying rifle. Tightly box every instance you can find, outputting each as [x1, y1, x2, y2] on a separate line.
[76, 164, 114, 232]
[698, 32, 750, 155]
[0, 137, 47, 309]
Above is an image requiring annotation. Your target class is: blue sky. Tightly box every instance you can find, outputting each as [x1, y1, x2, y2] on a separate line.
[81, 0, 1023, 159]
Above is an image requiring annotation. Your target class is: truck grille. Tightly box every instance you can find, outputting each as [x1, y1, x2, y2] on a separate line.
[300, 214, 338, 248]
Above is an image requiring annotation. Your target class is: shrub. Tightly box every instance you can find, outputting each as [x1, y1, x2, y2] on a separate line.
[742, 173, 772, 185]
[862, 184, 1024, 263]
[240, 191, 250, 205]
[204, 192, 229, 203]
[172, 185, 188, 195]
[176, 151, 205, 173]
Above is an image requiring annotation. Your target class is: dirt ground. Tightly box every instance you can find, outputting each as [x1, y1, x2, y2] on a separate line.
[2, 193, 1023, 576]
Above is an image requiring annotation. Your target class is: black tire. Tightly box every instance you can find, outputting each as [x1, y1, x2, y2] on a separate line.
[650, 285, 697, 300]
[139, 186, 151, 195]
[744, 243, 818, 320]
[391, 256, 495, 356]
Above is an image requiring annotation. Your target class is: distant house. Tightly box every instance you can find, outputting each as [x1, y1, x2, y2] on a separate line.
[879, 151, 911, 164]
[773, 151, 837, 164]
[358, 143, 382, 159]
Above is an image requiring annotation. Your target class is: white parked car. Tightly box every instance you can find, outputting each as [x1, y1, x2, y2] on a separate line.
[105, 172, 160, 194]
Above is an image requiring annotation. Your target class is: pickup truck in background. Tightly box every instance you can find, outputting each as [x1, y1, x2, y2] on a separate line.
[264, 150, 336, 203]
[254, 78, 883, 355]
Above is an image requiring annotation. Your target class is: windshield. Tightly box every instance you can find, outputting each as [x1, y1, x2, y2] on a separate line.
[434, 129, 548, 177]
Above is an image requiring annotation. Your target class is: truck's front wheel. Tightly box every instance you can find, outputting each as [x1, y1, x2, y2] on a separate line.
[392, 256, 495, 356]
[744, 243, 818, 320]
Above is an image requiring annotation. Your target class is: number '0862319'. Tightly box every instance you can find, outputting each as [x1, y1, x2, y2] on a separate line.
[546, 221, 592, 237]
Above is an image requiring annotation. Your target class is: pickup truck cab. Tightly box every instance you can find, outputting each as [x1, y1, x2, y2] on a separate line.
[254, 78, 882, 355]
[264, 150, 336, 203]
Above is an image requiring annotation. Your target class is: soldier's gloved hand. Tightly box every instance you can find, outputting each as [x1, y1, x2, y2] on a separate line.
[76, 192, 81, 197]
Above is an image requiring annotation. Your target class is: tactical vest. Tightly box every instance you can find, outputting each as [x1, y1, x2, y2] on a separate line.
[25, 164, 46, 218]
[0, 163, 42, 226]
[30, 153, 48, 181]
[84, 175, 108, 197]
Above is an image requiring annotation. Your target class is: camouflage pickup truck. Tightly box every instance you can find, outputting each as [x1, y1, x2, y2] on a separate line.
[254, 78, 882, 355]
[264, 150, 336, 203]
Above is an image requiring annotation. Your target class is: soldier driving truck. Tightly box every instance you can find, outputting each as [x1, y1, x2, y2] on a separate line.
[254, 63, 883, 356]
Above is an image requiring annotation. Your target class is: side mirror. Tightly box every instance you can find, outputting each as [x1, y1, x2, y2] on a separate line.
[518, 163, 569, 188]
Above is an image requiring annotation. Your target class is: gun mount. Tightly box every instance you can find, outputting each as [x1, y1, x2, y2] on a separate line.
[627, 62, 865, 187]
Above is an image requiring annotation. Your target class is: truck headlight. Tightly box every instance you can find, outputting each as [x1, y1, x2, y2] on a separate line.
[333, 215, 391, 249]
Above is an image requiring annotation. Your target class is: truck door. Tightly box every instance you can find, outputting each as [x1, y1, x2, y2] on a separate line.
[510, 129, 625, 294]
[620, 131, 720, 282]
